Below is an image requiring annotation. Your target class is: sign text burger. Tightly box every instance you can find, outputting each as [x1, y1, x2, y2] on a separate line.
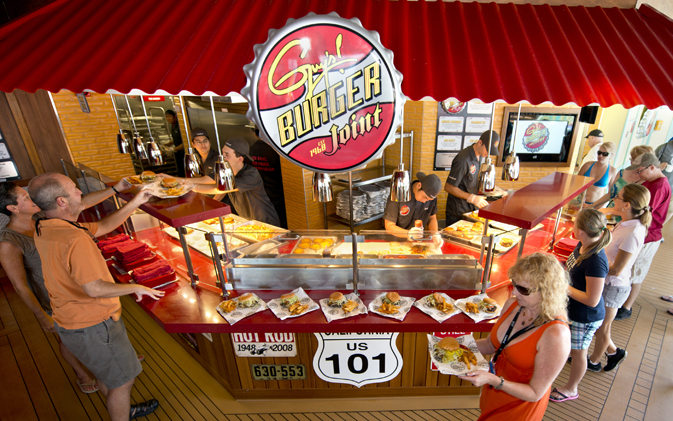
[243, 13, 405, 173]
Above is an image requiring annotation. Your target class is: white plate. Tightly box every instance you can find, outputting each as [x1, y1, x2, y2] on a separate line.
[216, 294, 268, 325]
[266, 287, 319, 320]
[413, 293, 461, 322]
[454, 293, 501, 323]
[319, 293, 368, 322]
[427, 334, 490, 375]
[368, 292, 415, 321]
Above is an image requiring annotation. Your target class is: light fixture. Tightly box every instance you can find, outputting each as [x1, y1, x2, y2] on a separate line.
[390, 122, 410, 202]
[110, 94, 131, 154]
[312, 172, 333, 202]
[210, 96, 236, 191]
[502, 103, 521, 181]
[140, 95, 164, 166]
[124, 95, 148, 160]
[179, 96, 205, 178]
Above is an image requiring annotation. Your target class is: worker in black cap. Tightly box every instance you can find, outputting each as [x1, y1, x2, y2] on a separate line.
[190, 127, 219, 178]
[579, 129, 604, 168]
[444, 130, 501, 227]
[384, 172, 441, 241]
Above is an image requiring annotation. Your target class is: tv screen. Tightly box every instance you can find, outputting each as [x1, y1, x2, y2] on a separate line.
[500, 109, 579, 165]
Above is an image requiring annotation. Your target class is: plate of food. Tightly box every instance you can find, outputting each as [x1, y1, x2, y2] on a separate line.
[427, 335, 489, 375]
[368, 292, 415, 321]
[413, 292, 461, 322]
[290, 236, 338, 255]
[216, 293, 268, 325]
[455, 294, 501, 323]
[125, 170, 158, 185]
[319, 292, 368, 322]
[154, 177, 194, 198]
[266, 288, 319, 320]
[442, 220, 480, 240]
[233, 221, 285, 242]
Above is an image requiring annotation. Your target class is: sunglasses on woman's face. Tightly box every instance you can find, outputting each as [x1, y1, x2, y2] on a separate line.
[511, 280, 532, 296]
[597, 151, 610, 157]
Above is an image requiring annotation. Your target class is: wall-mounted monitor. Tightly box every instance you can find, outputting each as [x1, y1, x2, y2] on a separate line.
[497, 107, 582, 168]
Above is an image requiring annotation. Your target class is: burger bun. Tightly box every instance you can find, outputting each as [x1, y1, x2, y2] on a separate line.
[437, 337, 460, 352]
[386, 292, 400, 303]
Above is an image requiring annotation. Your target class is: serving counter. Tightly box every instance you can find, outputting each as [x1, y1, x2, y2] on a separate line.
[102, 172, 593, 400]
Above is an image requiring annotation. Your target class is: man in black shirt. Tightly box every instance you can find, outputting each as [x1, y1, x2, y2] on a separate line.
[384, 172, 441, 243]
[444, 130, 501, 227]
[250, 129, 287, 228]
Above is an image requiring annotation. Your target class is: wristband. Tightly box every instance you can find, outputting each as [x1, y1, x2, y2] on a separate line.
[495, 376, 505, 390]
[111, 185, 119, 194]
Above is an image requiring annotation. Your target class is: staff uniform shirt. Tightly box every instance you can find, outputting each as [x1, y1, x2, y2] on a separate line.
[33, 219, 122, 330]
[445, 145, 480, 216]
[227, 163, 280, 226]
[566, 244, 609, 323]
[383, 181, 438, 230]
[604, 219, 646, 288]
[203, 148, 219, 180]
[250, 140, 287, 226]
[641, 177, 671, 243]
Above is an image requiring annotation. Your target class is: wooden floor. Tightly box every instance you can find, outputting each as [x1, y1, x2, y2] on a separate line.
[1, 221, 673, 420]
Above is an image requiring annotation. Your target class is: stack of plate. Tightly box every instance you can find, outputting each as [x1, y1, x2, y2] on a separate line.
[336, 189, 370, 222]
[359, 184, 388, 215]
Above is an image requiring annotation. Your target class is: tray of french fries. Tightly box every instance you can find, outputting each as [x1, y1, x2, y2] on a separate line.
[216, 293, 268, 325]
[454, 293, 501, 323]
[266, 287, 319, 320]
[413, 292, 461, 322]
[162, 226, 249, 257]
[232, 220, 287, 243]
[368, 292, 415, 321]
[319, 292, 368, 322]
[427, 334, 490, 375]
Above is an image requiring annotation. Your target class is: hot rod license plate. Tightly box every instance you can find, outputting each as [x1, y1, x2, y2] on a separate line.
[232, 332, 297, 357]
[251, 364, 306, 381]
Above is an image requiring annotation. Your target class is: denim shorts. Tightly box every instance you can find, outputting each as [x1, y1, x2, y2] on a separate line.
[55, 317, 142, 390]
[570, 319, 603, 350]
[603, 284, 631, 309]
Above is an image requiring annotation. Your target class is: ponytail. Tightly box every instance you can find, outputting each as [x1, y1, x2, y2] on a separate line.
[621, 184, 652, 228]
[575, 209, 611, 265]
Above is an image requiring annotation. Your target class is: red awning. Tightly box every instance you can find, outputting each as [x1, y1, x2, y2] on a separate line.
[0, 0, 672, 108]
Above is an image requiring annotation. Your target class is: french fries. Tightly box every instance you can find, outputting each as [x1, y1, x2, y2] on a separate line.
[218, 300, 236, 313]
[126, 176, 143, 185]
[163, 187, 184, 196]
[378, 302, 400, 314]
[288, 302, 309, 315]
[465, 302, 479, 313]
[342, 300, 358, 313]
[436, 302, 454, 313]
[461, 350, 478, 370]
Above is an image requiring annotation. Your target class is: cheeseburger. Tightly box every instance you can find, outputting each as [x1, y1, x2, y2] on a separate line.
[382, 292, 401, 306]
[426, 292, 445, 307]
[328, 292, 346, 307]
[280, 292, 299, 308]
[479, 297, 498, 313]
[140, 171, 156, 182]
[237, 293, 258, 308]
[433, 337, 464, 364]
[161, 177, 180, 189]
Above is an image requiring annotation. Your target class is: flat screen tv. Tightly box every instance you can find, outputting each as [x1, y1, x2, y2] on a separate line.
[497, 107, 582, 168]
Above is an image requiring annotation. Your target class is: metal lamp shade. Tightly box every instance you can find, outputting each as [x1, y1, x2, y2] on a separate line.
[147, 137, 164, 166]
[501, 152, 520, 181]
[390, 163, 411, 202]
[215, 157, 236, 191]
[133, 134, 148, 160]
[478, 158, 496, 194]
[312, 172, 333, 202]
[117, 133, 132, 154]
[184, 148, 205, 178]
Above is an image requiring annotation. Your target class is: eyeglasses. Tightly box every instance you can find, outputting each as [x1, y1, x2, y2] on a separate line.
[597, 151, 610, 157]
[614, 195, 624, 201]
[511, 280, 533, 296]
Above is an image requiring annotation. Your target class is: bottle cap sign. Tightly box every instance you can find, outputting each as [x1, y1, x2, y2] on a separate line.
[243, 13, 405, 173]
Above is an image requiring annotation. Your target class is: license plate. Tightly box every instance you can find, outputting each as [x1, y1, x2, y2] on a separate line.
[251, 364, 306, 380]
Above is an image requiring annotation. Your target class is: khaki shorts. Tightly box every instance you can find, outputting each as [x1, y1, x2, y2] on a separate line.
[630, 240, 662, 285]
[603, 284, 631, 309]
[55, 317, 142, 390]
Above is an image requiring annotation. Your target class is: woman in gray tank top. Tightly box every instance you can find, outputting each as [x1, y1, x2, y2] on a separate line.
[0, 182, 98, 393]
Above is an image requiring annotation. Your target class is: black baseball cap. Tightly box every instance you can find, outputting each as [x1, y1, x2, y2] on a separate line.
[416, 172, 442, 198]
[585, 129, 604, 138]
[479, 130, 500, 153]
[224, 137, 252, 161]
[191, 127, 209, 139]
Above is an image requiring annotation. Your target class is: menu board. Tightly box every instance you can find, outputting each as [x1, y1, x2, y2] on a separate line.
[0, 127, 20, 181]
[434, 101, 493, 171]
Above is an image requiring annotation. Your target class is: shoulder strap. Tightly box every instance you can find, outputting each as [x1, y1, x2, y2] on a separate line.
[492, 316, 566, 362]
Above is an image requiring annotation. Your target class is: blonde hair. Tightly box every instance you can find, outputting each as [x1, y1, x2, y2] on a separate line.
[620, 183, 652, 228]
[508, 252, 569, 322]
[630, 145, 654, 161]
[600, 142, 616, 155]
[575, 208, 611, 265]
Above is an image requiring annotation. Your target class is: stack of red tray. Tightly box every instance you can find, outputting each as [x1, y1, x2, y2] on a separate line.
[115, 241, 155, 270]
[132, 260, 176, 288]
[98, 234, 131, 258]
[553, 238, 579, 264]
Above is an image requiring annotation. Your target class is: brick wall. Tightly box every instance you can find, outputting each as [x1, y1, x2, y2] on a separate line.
[52, 91, 135, 179]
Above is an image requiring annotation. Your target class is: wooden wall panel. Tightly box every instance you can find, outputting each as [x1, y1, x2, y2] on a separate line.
[0, 92, 37, 179]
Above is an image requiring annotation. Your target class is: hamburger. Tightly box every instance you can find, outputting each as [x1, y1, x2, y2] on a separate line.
[140, 171, 156, 182]
[479, 297, 498, 313]
[433, 337, 464, 364]
[382, 292, 401, 306]
[280, 292, 299, 308]
[426, 292, 445, 307]
[237, 293, 259, 308]
[328, 292, 346, 307]
[161, 177, 180, 189]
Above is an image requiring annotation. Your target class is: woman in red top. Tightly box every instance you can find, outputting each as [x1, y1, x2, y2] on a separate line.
[459, 252, 570, 420]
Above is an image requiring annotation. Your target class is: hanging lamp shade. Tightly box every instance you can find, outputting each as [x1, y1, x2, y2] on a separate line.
[215, 157, 236, 191]
[390, 163, 411, 202]
[312, 172, 333, 202]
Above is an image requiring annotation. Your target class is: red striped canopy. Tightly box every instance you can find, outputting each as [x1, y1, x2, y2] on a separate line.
[0, 0, 672, 108]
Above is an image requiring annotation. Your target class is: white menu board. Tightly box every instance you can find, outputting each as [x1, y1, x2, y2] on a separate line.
[463, 135, 481, 148]
[467, 102, 493, 114]
[435, 153, 457, 169]
[438, 116, 464, 133]
[465, 117, 491, 133]
[437, 135, 462, 151]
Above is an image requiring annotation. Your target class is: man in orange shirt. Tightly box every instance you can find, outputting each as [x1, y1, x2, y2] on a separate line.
[29, 173, 164, 421]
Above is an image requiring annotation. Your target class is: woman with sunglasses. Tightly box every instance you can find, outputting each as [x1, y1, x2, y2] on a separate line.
[575, 142, 619, 208]
[550, 209, 611, 403]
[458, 253, 570, 420]
[588, 184, 650, 372]
[591, 145, 651, 212]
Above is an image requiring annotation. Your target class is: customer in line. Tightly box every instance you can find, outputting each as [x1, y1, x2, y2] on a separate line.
[458, 252, 570, 420]
[576, 142, 619, 207]
[591, 145, 651, 211]
[616, 153, 671, 320]
[550, 209, 610, 403]
[29, 173, 164, 420]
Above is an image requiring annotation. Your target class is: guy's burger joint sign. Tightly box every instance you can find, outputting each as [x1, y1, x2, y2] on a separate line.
[243, 13, 405, 173]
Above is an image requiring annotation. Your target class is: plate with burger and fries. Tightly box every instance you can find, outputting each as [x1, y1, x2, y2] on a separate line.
[368, 292, 415, 321]
[454, 293, 501, 323]
[413, 292, 461, 322]
[319, 292, 368, 322]
[216, 293, 268, 325]
[427, 334, 490, 375]
[267, 287, 319, 320]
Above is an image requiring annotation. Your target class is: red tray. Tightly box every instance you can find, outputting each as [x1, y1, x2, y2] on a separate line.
[134, 270, 177, 288]
[117, 252, 158, 271]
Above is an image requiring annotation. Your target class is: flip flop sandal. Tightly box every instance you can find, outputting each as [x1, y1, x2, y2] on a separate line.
[77, 379, 99, 394]
[661, 296, 673, 303]
[667, 309, 673, 316]
[549, 387, 579, 403]
[137, 354, 145, 362]
[130, 399, 159, 420]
